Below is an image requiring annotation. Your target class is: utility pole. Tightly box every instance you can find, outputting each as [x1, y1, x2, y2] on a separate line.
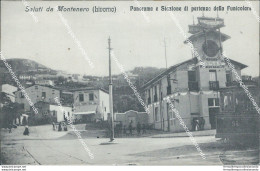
[108, 37, 114, 142]
[163, 37, 168, 69]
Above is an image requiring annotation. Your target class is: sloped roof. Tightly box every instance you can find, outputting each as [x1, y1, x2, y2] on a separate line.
[141, 57, 247, 90]
[184, 30, 231, 43]
[228, 59, 247, 70]
[15, 84, 61, 93]
[68, 87, 109, 94]
[141, 58, 197, 90]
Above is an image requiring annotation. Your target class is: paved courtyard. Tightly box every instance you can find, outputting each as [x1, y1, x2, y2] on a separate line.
[1, 125, 258, 165]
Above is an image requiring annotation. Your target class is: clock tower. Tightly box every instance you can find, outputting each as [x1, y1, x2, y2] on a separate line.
[186, 16, 230, 67]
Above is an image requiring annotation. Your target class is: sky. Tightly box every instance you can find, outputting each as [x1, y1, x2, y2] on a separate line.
[1, 1, 259, 77]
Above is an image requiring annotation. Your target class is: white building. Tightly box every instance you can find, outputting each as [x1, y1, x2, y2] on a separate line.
[35, 80, 54, 86]
[0, 84, 17, 102]
[71, 88, 110, 121]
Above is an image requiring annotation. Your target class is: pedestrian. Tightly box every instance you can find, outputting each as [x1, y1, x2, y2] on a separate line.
[142, 124, 146, 134]
[201, 117, 205, 130]
[64, 124, 68, 131]
[52, 122, 55, 131]
[8, 123, 12, 133]
[23, 125, 29, 136]
[137, 122, 141, 135]
[129, 121, 133, 135]
[195, 119, 199, 131]
[123, 125, 127, 135]
[58, 122, 62, 131]
[192, 118, 196, 131]
[118, 122, 123, 137]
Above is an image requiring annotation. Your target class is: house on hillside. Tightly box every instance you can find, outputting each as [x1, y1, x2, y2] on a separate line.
[35, 79, 54, 86]
[15, 85, 61, 112]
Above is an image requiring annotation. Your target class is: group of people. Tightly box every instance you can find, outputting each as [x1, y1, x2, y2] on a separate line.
[136, 122, 146, 135]
[114, 121, 147, 137]
[52, 122, 67, 131]
[192, 117, 205, 131]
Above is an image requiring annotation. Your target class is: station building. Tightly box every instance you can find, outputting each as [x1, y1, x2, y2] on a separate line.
[142, 16, 248, 132]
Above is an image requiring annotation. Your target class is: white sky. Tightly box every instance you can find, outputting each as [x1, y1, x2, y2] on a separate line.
[1, 1, 259, 76]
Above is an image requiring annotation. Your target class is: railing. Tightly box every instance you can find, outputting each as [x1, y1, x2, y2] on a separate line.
[209, 81, 219, 90]
[188, 81, 199, 91]
[226, 80, 258, 87]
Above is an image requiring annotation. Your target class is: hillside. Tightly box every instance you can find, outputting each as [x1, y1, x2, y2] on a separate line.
[0, 58, 53, 74]
[0, 58, 164, 113]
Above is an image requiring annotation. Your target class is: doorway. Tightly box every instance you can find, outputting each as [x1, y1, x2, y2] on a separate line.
[209, 108, 219, 129]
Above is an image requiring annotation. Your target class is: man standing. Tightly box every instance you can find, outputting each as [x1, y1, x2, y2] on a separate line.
[142, 124, 146, 134]
[137, 122, 141, 135]
[8, 123, 12, 133]
[58, 122, 62, 131]
[52, 122, 56, 130]
[129, 121, 133, 135]
[201, 117, 205, 130]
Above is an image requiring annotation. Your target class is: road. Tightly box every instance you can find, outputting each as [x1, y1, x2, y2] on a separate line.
[1, 125, 258, 165]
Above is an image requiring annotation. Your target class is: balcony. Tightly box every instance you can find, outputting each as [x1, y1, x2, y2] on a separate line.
[167, 86, 171, 95]
[226, 80, 258, 87]
[188, 81, 199, 91]
[209, 81, 219, 90]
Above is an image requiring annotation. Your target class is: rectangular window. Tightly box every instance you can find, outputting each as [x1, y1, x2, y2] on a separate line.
[169, 110, 175, 119]
[208, 98, 219, 107]
[89, 93, 94, 101]
[154, 86, 158, 102]
[209, 70, 217, 81]
[155, 107, 159, 121]
[35, 86, 38, 90]
[53, 111, 57, 117]
[42, 92, 46, 99]
[167, 102, 175, 119]
[226, 71, 232, 83]
[148, 89, 151, 104]
[188, 71, 196, 82]
[79, 94, 84, 102]
[167, 85, 171, 95]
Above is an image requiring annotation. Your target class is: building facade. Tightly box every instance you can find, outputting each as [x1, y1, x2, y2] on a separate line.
[32, 101, 72, 124]
[0, 84, 17, 102]
[142, 16, 248, 132]
[15, 85, 61, 112]
[71, 88, 110, 121]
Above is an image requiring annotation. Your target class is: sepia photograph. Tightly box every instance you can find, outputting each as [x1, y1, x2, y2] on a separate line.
[0, 0, 259, 168]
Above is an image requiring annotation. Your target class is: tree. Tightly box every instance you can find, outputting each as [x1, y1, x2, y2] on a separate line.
[0, 93, 23, 128]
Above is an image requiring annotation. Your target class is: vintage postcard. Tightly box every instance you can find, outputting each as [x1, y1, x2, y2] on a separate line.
[0, 0, 259, 168]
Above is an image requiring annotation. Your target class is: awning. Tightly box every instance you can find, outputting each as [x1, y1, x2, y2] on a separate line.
[73, 111, 96, 115]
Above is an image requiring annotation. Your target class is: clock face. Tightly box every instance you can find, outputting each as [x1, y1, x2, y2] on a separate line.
[202, 40, 219, 57]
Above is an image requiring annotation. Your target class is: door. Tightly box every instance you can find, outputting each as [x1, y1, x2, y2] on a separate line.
[209, 108, 219, 129]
